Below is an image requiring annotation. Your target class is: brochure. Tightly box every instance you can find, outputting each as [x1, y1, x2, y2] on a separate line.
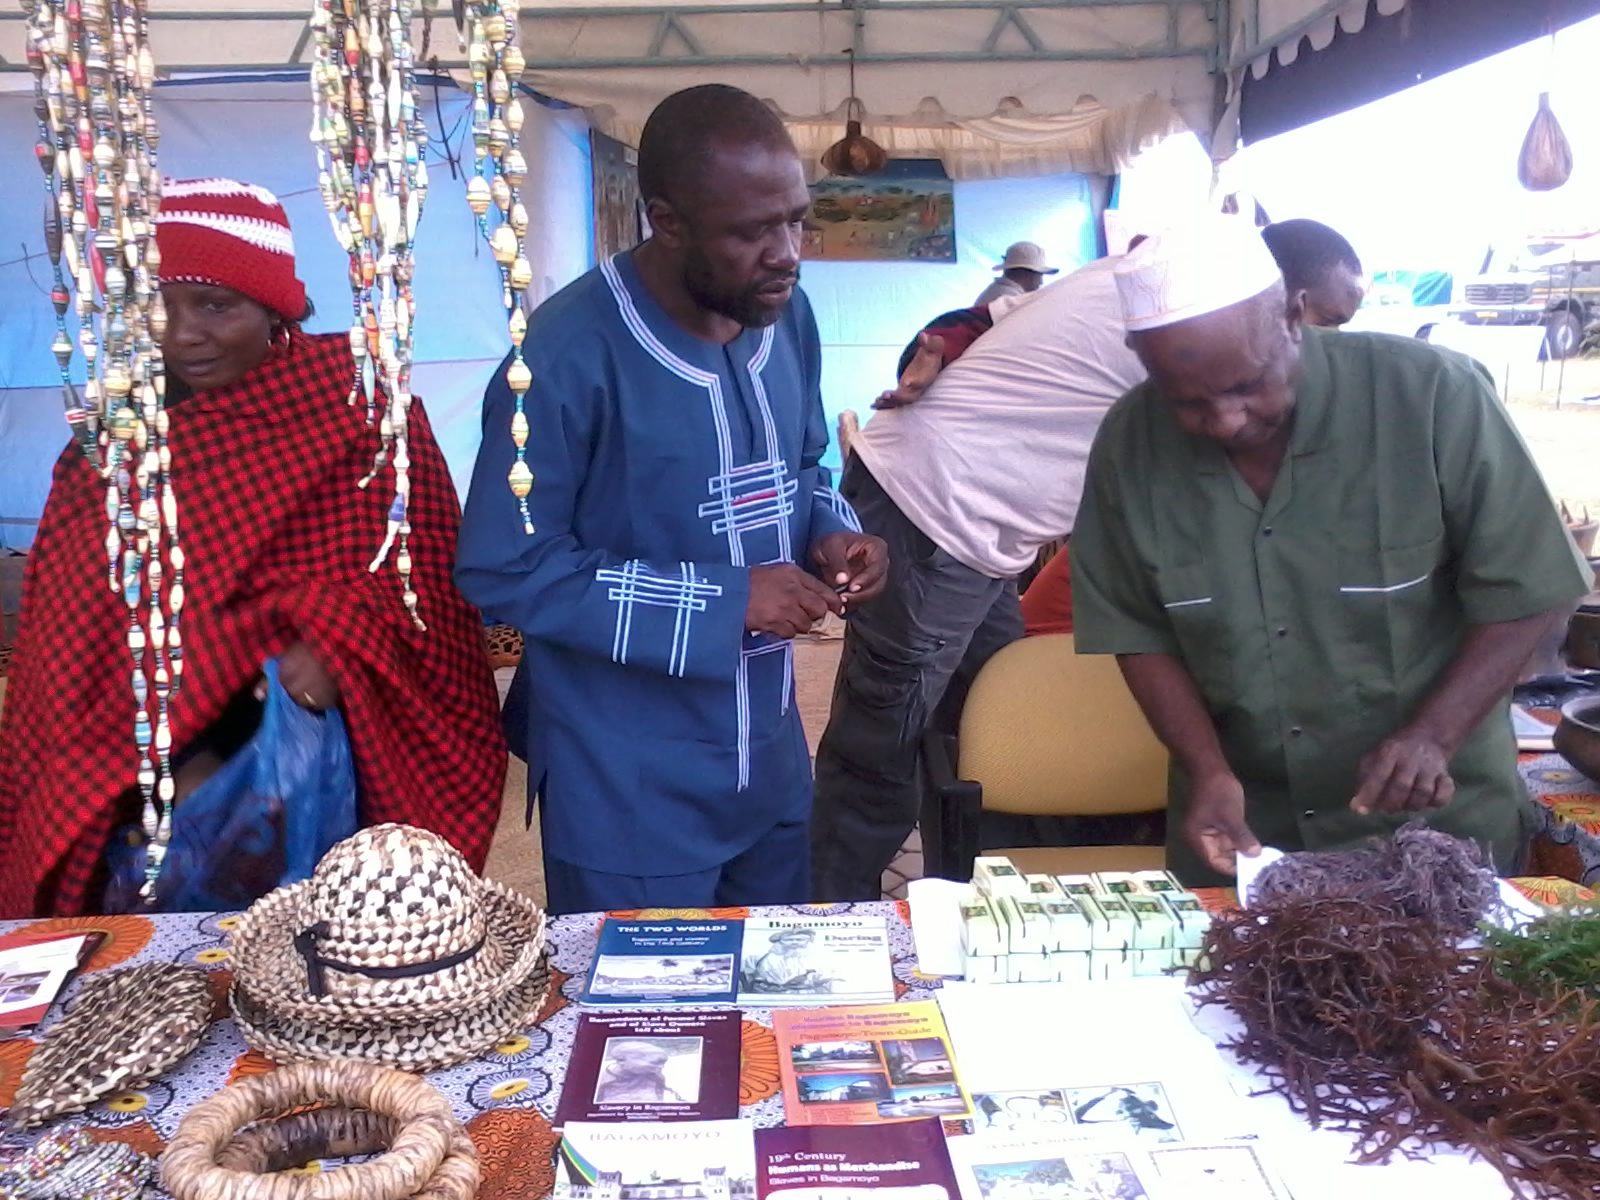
[737, 915, 895, 1008]
[556, 1119, 757, 1200]
[582, 919, 743, 1006]
[774, 1001, 971, 1126]
[555, 1010, 743, 1127]
[935, 980, 1255, 1148]
[946, 1132, 1292, 1200]
[0, 933, 99, 1037]
[757, 1118, 959, 1200]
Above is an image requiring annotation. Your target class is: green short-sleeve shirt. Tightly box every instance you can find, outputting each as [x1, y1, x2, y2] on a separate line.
[1071, 327, 1593, 882]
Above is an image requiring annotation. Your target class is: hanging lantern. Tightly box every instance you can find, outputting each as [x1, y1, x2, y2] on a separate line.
[820, 49, 886, 178]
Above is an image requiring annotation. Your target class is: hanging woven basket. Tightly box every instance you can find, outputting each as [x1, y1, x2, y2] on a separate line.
[160, 1061, 479, 1200]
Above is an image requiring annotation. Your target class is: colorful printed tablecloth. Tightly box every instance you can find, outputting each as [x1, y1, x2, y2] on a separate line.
[3, 877, 1596, 1198]
[0, 903, 940, 1199]
[1523, 751, 1600, 889]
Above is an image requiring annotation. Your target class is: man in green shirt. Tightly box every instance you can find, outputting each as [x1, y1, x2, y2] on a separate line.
[1071, 217, 1593, 886]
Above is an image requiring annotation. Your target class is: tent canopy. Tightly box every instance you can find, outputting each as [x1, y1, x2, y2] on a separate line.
[1, 0, 1421, 153]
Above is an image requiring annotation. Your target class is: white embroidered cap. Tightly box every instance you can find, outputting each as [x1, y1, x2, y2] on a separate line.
[1113, 215, 1283, 333]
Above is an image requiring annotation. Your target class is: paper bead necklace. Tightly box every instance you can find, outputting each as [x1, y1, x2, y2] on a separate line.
[310, 0, 429, 630]
[25, 0, 183, 901]
[459, 0, 535, 534]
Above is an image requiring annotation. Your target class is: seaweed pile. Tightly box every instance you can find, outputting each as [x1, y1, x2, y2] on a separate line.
[1191, 897, 1600, 1198]
[1251, 822, 1498, 935]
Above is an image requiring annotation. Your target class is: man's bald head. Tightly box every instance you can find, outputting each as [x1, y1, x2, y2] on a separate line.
[633, 84, 810, 331]
[638, 85, 797, 211]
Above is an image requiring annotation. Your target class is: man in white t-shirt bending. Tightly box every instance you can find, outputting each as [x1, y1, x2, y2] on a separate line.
[811, 254, 1146, 901]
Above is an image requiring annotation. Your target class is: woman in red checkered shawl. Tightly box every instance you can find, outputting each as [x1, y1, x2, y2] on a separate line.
[0, 179, 506, 917]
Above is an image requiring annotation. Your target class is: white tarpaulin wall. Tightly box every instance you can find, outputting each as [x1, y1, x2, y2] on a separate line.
[0, 75, 593, 549]
[0, 69, 1115, 548]
[0, 1, 1412, 152]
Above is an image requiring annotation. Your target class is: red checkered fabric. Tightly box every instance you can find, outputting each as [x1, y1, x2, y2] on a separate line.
[0, 331, 506, 917]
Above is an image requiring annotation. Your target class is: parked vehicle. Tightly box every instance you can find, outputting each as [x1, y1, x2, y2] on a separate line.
[1448, 232, 1600, 359]
[1344, 270, 1454, 340]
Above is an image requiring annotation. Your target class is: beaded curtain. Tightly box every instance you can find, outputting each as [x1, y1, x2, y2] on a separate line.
[24, 0, 182, 902]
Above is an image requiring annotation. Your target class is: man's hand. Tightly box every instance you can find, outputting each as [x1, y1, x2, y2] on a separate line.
[1185, 770, 1262, 876]
[811, 531, 890, 608]
[874, 332, 945, 410]
[1350, 728, 1455, 816]
[747, 564, 844, 640]
[273, 640, 341, 711]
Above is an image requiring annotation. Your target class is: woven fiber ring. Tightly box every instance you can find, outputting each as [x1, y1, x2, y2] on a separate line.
[161, 1061, 479, 1200]
[231, 955, 551, 1074]
[216, 1108, 478, 1200]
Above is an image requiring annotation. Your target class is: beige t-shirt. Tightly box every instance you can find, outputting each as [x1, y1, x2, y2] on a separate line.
[854, 256, 1144, 579]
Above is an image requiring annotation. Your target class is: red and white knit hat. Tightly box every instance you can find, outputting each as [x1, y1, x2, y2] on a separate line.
[154, 178, 308, 322]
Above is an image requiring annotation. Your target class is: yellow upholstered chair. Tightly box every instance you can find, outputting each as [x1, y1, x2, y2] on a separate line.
[920, 633, 1169, 880]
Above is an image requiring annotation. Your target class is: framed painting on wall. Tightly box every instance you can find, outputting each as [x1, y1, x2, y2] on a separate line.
[804, 159, 956, 263]
[591, 130, 648, 262]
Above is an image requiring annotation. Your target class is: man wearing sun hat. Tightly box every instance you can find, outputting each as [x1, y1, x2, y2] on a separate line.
[975, 241, 1058, 305]
[1070, 214, 1593, 887]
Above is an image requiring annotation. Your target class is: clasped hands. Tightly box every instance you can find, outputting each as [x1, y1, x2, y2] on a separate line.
[744, 532, 889, 640]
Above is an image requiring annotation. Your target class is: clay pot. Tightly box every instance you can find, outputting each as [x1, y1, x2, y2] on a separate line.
[1553, 696, 1600, 785]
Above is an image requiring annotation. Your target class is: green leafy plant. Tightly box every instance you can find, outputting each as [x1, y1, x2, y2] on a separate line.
[1482, 907, 1600, 1003]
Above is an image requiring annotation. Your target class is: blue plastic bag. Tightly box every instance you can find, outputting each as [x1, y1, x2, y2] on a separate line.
[106, 657, 359, 912]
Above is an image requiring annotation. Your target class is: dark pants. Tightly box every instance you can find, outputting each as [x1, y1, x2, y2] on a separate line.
[811, 458, 1024, 901]
[544, 818, 810, 916]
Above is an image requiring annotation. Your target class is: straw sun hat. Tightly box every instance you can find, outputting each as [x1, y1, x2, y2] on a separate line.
[228, 824, 549, 1074]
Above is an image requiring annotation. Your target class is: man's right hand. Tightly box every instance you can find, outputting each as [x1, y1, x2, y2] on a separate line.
[747, 564, 844, 640]
[874, 332, 946, 410]
[1184, 770, 1262, 876]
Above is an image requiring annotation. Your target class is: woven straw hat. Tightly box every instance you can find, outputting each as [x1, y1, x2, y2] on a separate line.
[229, 825, 549, 1071]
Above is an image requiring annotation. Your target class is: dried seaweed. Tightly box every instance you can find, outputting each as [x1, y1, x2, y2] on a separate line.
[1190, 897, 1600, 1199]
[1484, 908, 1600, 1007]
[1251, 823, 1497, 935]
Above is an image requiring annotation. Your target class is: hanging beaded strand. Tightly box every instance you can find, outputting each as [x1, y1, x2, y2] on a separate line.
[24, 0, 180, 901]
[310, 0, 429, 630]
[461, 0, 534, 534]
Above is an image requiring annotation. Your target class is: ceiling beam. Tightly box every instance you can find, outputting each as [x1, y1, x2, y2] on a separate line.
[0, 0, 1217, 72]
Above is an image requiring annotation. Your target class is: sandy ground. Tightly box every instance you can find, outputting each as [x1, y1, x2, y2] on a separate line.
[1503, 359, 1600, 524]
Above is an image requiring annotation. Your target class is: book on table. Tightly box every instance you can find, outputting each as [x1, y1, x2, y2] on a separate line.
[555, 1117, 959, 1200]
[773, 1000, 972, 1126]
[555, 1009, 742, 1128]
[945, 1131, 1293, 1200]
[0, 932, 103, 1039]
[555, 1119, 757, 1200]
[582, 919, 744, 1006]
[736, 914, 895, 1008]
[757, 1118, 958, 1199]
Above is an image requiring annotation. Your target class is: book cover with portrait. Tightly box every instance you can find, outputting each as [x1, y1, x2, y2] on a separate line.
[556, 1010, 743, 1127]
[737, 915, 895, 1008]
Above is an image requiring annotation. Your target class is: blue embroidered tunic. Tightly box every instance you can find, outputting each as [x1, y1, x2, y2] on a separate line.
[456, 253, 859, 877]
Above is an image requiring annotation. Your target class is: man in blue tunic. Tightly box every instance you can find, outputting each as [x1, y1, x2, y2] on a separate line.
[456, 85, 889, 915]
